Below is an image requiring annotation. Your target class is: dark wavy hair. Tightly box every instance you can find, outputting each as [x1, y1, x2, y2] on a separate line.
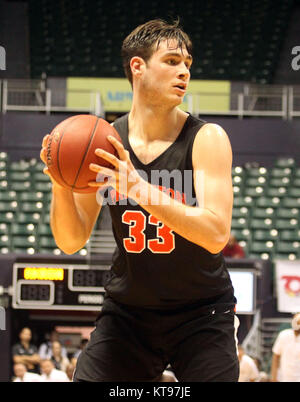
[121, 18, 192, 85]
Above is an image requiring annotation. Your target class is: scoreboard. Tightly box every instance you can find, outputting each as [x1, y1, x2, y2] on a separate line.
[11, 261, 258, 314]
[12, 263, 111, 311]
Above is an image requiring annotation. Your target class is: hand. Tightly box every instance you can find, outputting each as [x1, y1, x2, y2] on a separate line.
[40, 134, 64, 189]
[88, 135, 144, 200]
[26, 363, 35, 370]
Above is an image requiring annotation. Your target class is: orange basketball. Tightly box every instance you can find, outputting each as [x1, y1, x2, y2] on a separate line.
[45, 114, 121, 193]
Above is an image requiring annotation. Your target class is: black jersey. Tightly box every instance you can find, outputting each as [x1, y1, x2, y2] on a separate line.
[103, 113, 234, 309]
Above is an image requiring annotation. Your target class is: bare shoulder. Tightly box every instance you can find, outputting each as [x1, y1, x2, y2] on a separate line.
[192, 123, 232, 167]
[195, 123, 230, 144]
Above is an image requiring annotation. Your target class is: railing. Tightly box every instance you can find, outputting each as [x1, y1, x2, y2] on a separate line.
[1, 79, 105, 116]
[242, 310, 261, 359]
[288, 86, 300, 118]
[86, 229, 116, 256]
[187, 85, 290, 119]
[1, 79, 300, 119]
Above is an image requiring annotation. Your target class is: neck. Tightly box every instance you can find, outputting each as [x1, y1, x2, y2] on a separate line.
[21, 341, 29, 348]
[129, 92, 187, 142]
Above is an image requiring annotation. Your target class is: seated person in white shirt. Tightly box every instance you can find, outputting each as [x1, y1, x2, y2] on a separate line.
[238, 344, 260, 382]
[271, 312, 300, 382]
[13, 363, 42, 382]
[40, 359, 69, 382]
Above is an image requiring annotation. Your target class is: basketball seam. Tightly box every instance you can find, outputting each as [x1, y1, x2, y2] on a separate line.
[57, 115, 83, 188]
[72, 117, 100, 190]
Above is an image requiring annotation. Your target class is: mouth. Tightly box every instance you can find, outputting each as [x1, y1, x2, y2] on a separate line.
[173, 84, 186, 96]
[174, 83, 186, 91]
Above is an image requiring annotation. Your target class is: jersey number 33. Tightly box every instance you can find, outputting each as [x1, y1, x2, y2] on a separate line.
[122, 210, 175, 254]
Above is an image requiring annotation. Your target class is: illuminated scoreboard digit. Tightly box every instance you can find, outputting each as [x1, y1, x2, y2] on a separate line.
[12, 263, 111, 310]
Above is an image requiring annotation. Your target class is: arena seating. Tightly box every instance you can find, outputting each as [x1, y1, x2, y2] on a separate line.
[0, 150, 300, 259]
[27, 0, 294, 83]
[231, 158, 300, 260]
[0, 152, 87, 255]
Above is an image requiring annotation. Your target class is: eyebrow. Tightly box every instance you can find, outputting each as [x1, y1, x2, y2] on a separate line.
[163, 52, 193, 62]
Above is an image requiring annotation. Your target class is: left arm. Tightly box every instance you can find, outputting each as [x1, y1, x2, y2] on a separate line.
[89, 124, 233, 254]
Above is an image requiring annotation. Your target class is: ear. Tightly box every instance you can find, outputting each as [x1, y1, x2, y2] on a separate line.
[130, 56, 146, 79]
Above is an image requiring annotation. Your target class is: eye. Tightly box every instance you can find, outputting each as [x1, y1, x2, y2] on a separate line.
[166, 59, 178, 66]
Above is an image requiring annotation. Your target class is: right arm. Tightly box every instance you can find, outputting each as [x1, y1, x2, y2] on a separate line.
[50, 186, 101, 254]
[40, 135, 102, 255]
[271, 331, 283, 382]
[271, 353, 280, 382]
[13, 354, 40, 370]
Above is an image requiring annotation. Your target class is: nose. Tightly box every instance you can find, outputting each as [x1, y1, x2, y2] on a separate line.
[177, 62, 190, 80]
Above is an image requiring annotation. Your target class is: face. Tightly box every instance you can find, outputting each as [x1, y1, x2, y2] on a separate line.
[135, 39, 192, 107]
[292, 313, 300, 332]
[19, 328, 32, 343]
[14, 364, 26, 378]
[41, 360, 54, 375]
[52, 341, 61, 355]
[50, 331, 59, 342]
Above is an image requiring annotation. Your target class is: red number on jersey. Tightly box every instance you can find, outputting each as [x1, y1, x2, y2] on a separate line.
[122, 211, 146, 253]
[122, 210, 175, 254]
[147, 215, 175, 253]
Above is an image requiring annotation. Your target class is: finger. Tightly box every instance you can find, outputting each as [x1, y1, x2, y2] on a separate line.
[95, 148, 119, 169]
[107, 135, 129, 161]
[88, 181, 110, 188]
[89, 163, 114, 177]
[43, 167, 50, 177]
[40, 148, 47, 164]
[42, 134, 50, 148]
[95, 172, 110, 183]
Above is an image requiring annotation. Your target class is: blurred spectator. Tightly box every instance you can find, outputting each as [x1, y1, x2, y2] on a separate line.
[223, 234, 245, 259]
[50, 341, 70, 372]
[38, 330, 67, 360]
[65, 363, 76, 381]
[271, 312, 300, 382]
[253, 357, 270, 382]
[40, 359, 69, 382]
[12, 327, 40, 373]
[72, 338, 88, 360]
[238, 345, 260, 382]
[12, 363, 42, 382]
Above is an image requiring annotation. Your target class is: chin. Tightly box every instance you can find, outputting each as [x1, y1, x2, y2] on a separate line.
[173, 96, 184, 107]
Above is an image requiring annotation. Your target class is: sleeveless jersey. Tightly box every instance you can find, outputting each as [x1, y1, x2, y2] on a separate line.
[103, 113, 234, 309]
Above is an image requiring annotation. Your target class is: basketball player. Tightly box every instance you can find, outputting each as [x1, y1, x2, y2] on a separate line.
[40, 19, 239, 382]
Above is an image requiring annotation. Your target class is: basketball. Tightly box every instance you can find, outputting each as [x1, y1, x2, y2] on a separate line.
[45, 114, 122, 193]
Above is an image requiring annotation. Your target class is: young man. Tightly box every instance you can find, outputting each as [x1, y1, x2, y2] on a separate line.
[271, 312, 300, 382]
[41, 19, 239, 382]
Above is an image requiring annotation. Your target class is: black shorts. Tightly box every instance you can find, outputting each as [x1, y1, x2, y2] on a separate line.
[73, 293, 239, 382]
